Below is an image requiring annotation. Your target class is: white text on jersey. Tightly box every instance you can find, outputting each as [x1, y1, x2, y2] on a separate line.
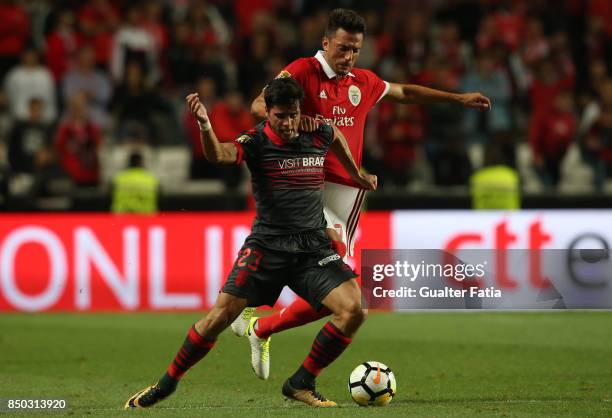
[278, 157, 325, 169]
[316, 114, 355, 127]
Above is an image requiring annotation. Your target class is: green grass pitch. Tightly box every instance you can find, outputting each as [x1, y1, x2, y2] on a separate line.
[1, 311, 611, 417]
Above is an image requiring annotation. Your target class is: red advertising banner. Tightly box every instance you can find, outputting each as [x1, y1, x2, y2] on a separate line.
[0, 212, 391, 312]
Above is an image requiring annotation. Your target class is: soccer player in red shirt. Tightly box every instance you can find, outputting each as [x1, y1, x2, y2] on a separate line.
[231, 9, 492, 380]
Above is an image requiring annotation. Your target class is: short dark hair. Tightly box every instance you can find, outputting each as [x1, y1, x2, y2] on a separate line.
[325, 8, 366, 37]
[264, 77, 304, 109]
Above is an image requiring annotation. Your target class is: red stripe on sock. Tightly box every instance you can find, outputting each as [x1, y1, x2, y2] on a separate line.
[174, 356, 186, 368]
[303, 356, 321, 375]
[167, 363, 180, 378]
[301, 321, 352, 376]
[311, 343, 334, 362]
[188, 326, 216, 348]
[166, 326, 217, 381]
[324, 322, 352, 345]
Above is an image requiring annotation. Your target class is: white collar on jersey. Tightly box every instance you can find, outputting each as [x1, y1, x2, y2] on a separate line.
[315, 50, 355, 79]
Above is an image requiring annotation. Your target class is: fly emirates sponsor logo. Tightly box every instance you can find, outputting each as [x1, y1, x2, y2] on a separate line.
[278, 156, 325, 169]
[316, 106, 355, 127]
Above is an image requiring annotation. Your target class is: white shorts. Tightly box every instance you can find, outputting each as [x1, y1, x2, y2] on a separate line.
[323, 181, 366, 257]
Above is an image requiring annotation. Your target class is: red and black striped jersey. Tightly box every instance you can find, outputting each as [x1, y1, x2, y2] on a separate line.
[234, 121, 334, 236]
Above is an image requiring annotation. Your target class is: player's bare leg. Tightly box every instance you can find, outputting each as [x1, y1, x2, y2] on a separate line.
[324, 227, 368, 322]
[282, 279, 365, 407]
[125, 293, 248, 409]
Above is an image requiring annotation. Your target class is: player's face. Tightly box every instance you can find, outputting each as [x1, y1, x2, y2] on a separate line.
[323, 28, 363, 76]
[266, 102, 301, 141]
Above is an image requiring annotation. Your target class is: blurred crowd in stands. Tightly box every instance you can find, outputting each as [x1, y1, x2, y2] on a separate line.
[1, 0, 611, 207]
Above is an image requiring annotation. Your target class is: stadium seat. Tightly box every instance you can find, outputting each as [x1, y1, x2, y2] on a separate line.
[515, 142, 542, 193]
[100, 143, 155, 184]
[559, 143, 595, 193]
[153, 146, 190, 189]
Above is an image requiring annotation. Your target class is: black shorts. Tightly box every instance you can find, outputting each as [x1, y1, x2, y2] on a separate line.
[222, 235, 357, 310]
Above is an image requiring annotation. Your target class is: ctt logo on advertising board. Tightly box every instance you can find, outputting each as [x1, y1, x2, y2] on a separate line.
[388, 210, 612, 309]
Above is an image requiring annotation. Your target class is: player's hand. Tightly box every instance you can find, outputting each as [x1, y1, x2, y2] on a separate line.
[186, 93, 210, 124]
[356, 173, 377, 191]
[459, 92, 491, 111]
[299, 115, 320, 132]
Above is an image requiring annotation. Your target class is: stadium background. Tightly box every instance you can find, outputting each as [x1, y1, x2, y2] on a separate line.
[0, 0, 611, 416]
[0, 0, 612, 210]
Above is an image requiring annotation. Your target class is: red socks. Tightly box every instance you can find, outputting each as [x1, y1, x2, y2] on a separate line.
[255, 298, 331, 339]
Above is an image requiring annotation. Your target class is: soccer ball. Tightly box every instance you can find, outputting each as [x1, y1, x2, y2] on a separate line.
[348, 361, 396, 406]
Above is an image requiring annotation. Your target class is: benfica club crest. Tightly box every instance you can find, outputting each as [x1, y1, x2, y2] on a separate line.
[348, 85, 361, 106]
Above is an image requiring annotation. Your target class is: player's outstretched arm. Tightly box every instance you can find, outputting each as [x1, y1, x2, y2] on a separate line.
[386, 82, 491, 110]
[250, 91, 267, 121]
[329, 124, 377, 191]
[186, 93, 238, 164]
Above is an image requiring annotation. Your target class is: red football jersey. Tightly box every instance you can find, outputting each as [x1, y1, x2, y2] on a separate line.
[281, 51, 389, 187]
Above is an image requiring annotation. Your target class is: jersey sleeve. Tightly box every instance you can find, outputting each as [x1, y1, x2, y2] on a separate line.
[233, 131, 258, 165]
[363, 69, 390, 107]
[276, 58, 310, 86]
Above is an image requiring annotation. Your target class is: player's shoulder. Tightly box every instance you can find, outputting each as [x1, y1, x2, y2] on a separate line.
[234, 124, 262, 145]
[289, 56, 319, 68]
[283, 56, 320, 76]
[351, 67, 383, 85]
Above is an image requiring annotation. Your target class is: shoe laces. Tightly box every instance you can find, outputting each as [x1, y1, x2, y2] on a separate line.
[307, 388, 327, 402]
[242, 307, 256, 320]
[312, 391, 327, 402]
[297, 381, 326, 402]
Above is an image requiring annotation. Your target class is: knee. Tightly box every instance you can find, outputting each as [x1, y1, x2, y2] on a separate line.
[361, 307, 369, 323]
[340, 301, 365, 326]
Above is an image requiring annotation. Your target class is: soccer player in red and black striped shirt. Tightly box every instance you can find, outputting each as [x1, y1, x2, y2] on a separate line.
[125, 77, 377, 409]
